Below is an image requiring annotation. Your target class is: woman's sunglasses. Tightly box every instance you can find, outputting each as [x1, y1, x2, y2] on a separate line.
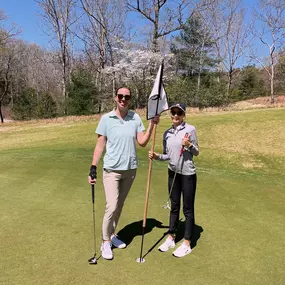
[171, 110, 184, 116]
[117, 94, 131, 101]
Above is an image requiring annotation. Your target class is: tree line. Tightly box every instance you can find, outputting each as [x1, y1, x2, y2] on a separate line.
[1, 0, 285, 122]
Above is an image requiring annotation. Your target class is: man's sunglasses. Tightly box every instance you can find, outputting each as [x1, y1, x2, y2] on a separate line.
[171, 110, 184, 116]
[117, 94, 131, 101]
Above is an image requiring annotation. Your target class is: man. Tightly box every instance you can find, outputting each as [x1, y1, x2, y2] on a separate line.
[88, 87, 159, 260]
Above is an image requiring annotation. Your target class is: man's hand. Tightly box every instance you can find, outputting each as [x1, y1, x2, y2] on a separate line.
[88, 165, 97, 184]
[150, 115, 160, 125]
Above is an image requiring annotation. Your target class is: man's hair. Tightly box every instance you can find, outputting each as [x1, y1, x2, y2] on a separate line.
[115, 86, 132, 96]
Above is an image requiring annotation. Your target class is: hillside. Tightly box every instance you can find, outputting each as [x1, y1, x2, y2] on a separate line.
[231, 95, 285, 109]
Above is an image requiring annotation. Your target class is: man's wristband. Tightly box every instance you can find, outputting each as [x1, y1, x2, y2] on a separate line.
[89, 165, 97, 179]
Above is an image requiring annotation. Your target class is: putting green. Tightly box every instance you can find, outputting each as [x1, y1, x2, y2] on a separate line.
[1, 108, 284, 284]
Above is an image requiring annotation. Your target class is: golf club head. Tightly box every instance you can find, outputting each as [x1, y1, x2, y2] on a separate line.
[136, 257, 145, 263]
[88, 256, 97, 265]
[162, 201, 171, 210]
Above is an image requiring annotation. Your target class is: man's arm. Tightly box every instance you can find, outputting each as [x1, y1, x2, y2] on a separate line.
[88, 135, 106, 184]
[137, 116, 159, 147]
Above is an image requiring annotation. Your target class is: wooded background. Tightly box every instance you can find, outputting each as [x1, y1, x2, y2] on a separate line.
[1, 0, 285, 122]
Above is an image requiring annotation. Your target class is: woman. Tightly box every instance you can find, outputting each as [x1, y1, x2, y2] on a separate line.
[88, 86, 159, 260]
[149, 103, 199, 258]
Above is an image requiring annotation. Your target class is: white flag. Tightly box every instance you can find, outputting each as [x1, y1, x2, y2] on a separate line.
[147, 63, 169, 120]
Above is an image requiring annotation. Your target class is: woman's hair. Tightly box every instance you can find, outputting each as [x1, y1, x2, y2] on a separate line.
[115, 86, 132, 96]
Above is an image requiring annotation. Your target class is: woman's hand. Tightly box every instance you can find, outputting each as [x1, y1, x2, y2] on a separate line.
[182, 133, 192, 148]
[148, 151, 159, 160]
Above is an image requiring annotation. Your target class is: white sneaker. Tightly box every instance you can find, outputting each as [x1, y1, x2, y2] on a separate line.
[172, 243, 192, 257]
[158, 236, 175, 252]
[101, 241, 113, 260]
[111, 234, 126, 249]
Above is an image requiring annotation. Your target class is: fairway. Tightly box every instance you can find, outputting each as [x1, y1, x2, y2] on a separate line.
[1, 108, 285, 285]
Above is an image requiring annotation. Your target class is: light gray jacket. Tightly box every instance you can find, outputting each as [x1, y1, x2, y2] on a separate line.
[158, 122, 199, 175]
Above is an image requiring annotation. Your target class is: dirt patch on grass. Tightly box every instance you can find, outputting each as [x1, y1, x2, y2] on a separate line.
[230, 95, 285, 110]
[242, 160, 265, 169]
[172, 95, 285, 116]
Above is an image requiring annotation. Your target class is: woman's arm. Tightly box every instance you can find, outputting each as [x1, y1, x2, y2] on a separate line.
[148, 131, 170, 161]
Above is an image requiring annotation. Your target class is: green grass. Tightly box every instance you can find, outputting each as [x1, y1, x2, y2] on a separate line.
[1, 108, 285, 285]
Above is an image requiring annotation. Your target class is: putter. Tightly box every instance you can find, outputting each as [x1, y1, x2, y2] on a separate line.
[162, 200, 171, 210]
[162, 156, 181, 210]
[88, 182, 97, 265]
[162, 133, 189, 210]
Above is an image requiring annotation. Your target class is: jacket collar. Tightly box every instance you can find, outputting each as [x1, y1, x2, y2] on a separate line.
[170, 121, 186, 134]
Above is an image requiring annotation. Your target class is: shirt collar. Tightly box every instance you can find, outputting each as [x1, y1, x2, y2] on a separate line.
[109, 109, 117, 117]
[109, 109, 132, 119]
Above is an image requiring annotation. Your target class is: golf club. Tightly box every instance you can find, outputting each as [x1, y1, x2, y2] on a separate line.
[88, 181, 97, 265]
[162, 133, 189, 210]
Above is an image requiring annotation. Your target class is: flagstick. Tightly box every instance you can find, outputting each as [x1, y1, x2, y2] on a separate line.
[137, 123, 157, 263]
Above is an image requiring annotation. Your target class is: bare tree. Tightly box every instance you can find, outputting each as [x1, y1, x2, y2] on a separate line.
[79, 0, 126, 100]
[0, 10, 21, 49]
[0, 49, 12, 123]
[200, 0, 224, 82]
[275, 50, 285, 93]
[18, 43, 62, 97]
[126, 0, 190, 52]
[222, 0, 251, 96]
[201, 0, 251, 96]
[250, 0, 285, 103]
[0, 10, 21, 123]
[35, 0, 77, 112]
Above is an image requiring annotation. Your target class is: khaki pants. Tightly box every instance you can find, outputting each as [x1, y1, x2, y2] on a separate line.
[102, 169, 137, 240]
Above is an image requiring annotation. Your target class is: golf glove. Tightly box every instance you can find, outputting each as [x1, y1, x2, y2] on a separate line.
[89, 165, 97, 179]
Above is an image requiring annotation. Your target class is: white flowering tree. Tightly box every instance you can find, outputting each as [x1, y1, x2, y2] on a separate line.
[103, 44, 174, 108]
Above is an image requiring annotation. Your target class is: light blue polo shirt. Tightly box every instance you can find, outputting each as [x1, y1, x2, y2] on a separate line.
[96, 110, 145, 170]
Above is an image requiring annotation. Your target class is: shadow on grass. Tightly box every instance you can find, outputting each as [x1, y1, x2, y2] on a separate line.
[141, 222, 204, 258]
[116, 219, 203, 259]
[142, 232, 168, 259]
[175, 222, 204, 249]
[117, 218, 168, 246]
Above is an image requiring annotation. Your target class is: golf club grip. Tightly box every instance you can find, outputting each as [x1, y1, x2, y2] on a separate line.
[179, 132, 189, 156]
[91, 184, 95, 204]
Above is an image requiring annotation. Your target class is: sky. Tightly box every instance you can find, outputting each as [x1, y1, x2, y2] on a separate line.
[1, 0, 50, 46]
[1, 0, 267, 67]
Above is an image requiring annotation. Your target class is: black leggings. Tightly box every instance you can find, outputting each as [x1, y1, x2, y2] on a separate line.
[168, 169, 197, 241]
